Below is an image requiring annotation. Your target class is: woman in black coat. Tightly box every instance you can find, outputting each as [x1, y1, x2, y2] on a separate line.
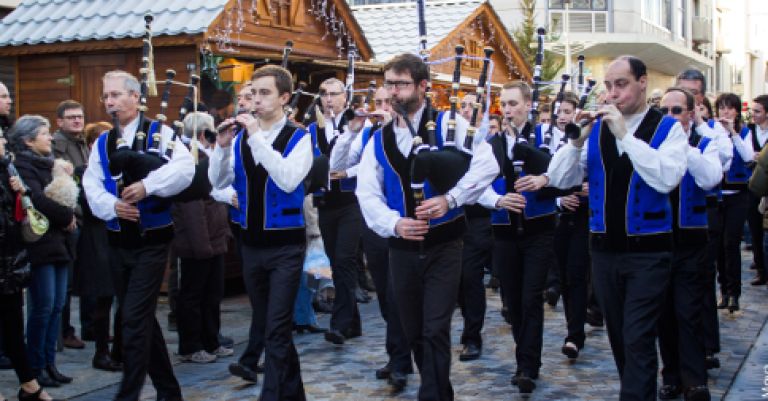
[0, 127, 65, 400]
[7, 115, 76, 389]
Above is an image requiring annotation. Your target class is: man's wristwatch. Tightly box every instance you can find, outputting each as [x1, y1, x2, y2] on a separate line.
[445, 193, 457, 209]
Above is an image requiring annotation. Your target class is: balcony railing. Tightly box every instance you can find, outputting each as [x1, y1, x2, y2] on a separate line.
[549, 10, 609, 34]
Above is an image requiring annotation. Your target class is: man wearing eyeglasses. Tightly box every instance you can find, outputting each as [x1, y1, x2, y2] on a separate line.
[655, 87, 719, 401]
[356, 53, 498, 400]
[83, 70, 193, 401]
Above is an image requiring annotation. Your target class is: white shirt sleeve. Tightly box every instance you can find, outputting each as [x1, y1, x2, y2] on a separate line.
[732, 130, 755, 162]
[208, 143, 235, 190]
[618, 122, 688, 193]
[697, 121, 733, 171]
[83, 140, 119, 221]
[329, 123, 363, 173]
[142, 128, 195, 197]
[355, 139, 401, 238]
[345, 130, 366, 178]
[686, 140, 723, 191]
[247, 132, 313, 193]
[478, 186, 501, 210]
[442, 113, 500, 206]
[546, 142, 587, 189]
[210, 185, 236, 205]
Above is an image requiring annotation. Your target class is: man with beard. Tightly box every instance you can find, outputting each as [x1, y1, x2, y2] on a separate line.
[547, 56, 688, 400]
[83, 70, 194, 401]
[356, 53, 498, 400]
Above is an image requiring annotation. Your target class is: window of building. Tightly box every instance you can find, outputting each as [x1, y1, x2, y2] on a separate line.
[548, 0, 608, 10]
[642, 0, 673, 31]
[676, 0, 685, 39]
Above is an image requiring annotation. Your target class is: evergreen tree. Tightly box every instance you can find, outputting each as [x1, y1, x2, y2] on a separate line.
[512, 0, 564, 95]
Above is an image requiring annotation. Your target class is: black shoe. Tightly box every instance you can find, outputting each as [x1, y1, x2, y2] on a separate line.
[388, 371, 407, 392]
[360, 272, 377, 293]
[717, 297, 728, 309]
[18, 387, 66, 401]
[35, 369, 60, 387]
[375, 365, 391, 380]
[325, 329, 345, 345]
[659, 384, 682, 399]
[545, 287, 559, 308]
[355, 287, 371, 303]
[684, 385, 711, 401]
[514, 373, 536, 394]
[218, 334, 234, 349]
[727, 296, 739, 313]
[228, 362, 258, 383]
[750, 261, 757, 269]
[705, 354, 720, 369]
[342, 328, 362, 339]
[561, 342, 579, 359]
[751, 277, 767, 286]
[585, 309, 604, 327]
[46, 365, 72, 384]
[459, 343, 481, 361]
[92, 353, 122, 372]
[295, 324, 328, 334]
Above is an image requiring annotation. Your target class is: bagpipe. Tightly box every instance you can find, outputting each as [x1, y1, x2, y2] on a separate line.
[106, 14, 210, 205]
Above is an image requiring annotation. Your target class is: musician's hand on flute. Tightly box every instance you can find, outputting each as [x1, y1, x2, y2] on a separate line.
[330, 171, 348, 180]
[496, 193, 526, 213]
[236, 113, 259, 137]
[348, 107, 368, 133]
[597, 104, 627, 140]
[514, 175, 548, 192]
[121, 182, 147, 204]
[414, 196, 449, 220]
[368, 109, 393, 125]
[560, 194, 580, 211]
[216, 119, 236, 148]
[570, 110, 598, 148]
[719, 118, 736, 136]
[114, 200, 140, 222]
[395, 217, 429, 241]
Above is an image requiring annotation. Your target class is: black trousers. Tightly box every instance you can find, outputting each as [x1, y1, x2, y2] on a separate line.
[239, 243, 306, 401]
[703, 203, 722, 354]
[717, 191, 748, 297]
[110, 244, 181, 401]
[92, 296, 121, 356]
[494, 232, 554, 377]
[0, 291, 34, 384]
[362, 227, 412, 374]
[458, 217, 491, 347]
[177, 255, 224, 355]
[390, 239, 462, 401]
[554, 213, 590, 348]
[747, 192, 765, 277]
[658, 247, 708, 389]
[319, 203, 363, 334]
[592, 250, 671, 401]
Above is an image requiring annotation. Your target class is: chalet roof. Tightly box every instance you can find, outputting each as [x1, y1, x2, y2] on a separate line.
[0, 0, 229, 46]
[351, 0, 483, 62]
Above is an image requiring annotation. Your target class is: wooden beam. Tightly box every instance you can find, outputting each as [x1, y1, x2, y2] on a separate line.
[0, 35, 200, 57]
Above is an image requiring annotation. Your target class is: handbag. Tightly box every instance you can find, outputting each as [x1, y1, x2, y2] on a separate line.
[17, 193, 49, 243]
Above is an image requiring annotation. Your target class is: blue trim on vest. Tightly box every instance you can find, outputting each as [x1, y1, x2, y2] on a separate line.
[96, 132, 172, 232]
[232, 128, 307, 230]
[361, 127, 374, 149]
[707, 119, 715, 129]
[372, 129, 463, 227]
[489, 174, 556, 225]
[534, 124, 543, 148]
[726, 126, 753, 184]
[679, 137, 711, 228]
[587, 116, 676, 235]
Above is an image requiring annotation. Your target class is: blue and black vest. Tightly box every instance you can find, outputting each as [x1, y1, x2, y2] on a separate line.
[96, 122, 174, 248]
[487, 133, 559, 238]
[587, 109, 677, 252]
[232, 122, 307, 247]
[373, 111, 466, 250]
[724, 125, 753, 188]
[671, 131, 712, 247]
[308, 120, 358, 209]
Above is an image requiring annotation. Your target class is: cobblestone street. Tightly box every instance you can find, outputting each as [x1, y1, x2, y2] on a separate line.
[2, 251, 767, 400]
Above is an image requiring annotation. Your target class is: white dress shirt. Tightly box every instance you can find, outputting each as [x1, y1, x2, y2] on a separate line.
[756, 124, 768, 149]
[685, 126, 724, 191]
[697, 120, 733, 172]
[355, 105, 499, 238]
[329, 116, 371, 174]
[208, 115, 312, 194]
[198, 143, 237, 206]
[547, 107, 688, 194]
[82, 116, 195, 222]
[538, 123, 566, 155]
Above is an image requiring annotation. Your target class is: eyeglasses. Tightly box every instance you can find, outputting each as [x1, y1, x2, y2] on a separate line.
[319, 91, 344, 98]
[101, 91, 127, 102]
[659, 106, 685, 115]
[383, 81, 414, 90]
[63, 115, 84, 121]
